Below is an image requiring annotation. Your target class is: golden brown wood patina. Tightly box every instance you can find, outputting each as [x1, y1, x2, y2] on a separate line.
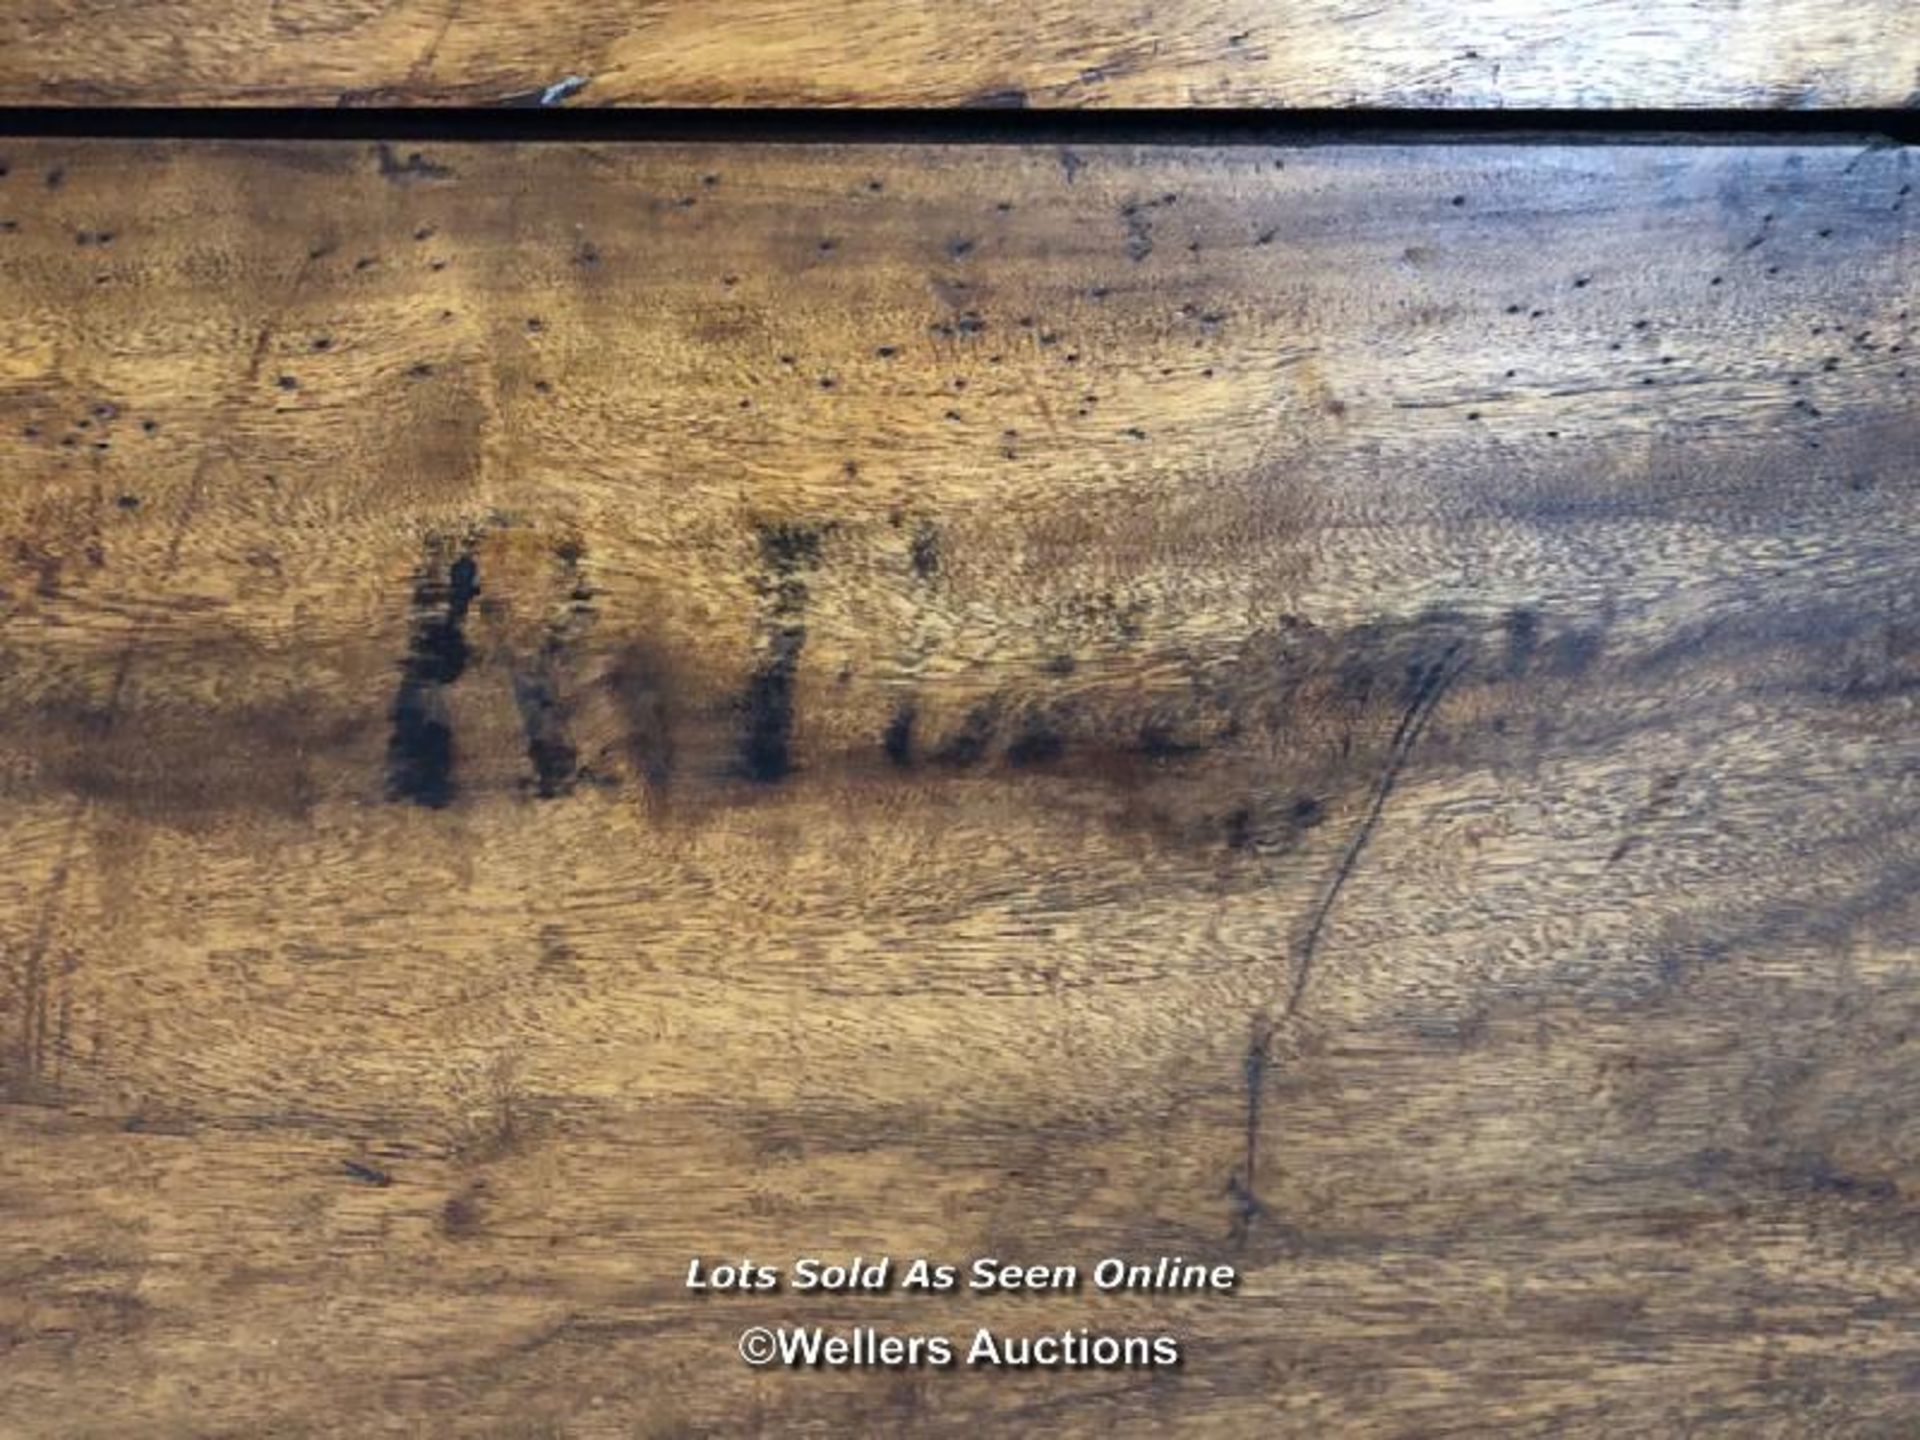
[0, 138, 1916, 1435]
[0, 1, 1916, 108]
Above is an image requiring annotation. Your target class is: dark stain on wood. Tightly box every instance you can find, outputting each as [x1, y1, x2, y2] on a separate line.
[736, 521, 826, 783]
[386, 541, 479, 808]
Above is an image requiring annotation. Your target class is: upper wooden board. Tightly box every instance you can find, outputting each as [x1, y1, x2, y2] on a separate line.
[0, 0, 1916, 108]
[0, 136, 1916, 1434]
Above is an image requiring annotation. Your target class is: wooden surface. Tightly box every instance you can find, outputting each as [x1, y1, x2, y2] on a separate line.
[0, 136, 1916, 1435]
[2, 1, 1918, 109]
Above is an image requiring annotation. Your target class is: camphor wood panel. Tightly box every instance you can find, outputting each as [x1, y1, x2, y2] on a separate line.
[0, 0, 1917, 109]
[0, 136, 1916, 1435]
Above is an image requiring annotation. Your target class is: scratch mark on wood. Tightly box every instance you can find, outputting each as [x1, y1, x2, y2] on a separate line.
[1234, 642, 1466, 1238]
[342, 1158, 394, 1187]
[1285, 643, 1465, 1020]
[8, 266, 302, 1101]
[408, 0, 467, 87]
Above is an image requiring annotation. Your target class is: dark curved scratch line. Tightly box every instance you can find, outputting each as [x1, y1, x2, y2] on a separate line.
[1284, 641, 1466, 1020]
[1234, 641, 1466, 1235]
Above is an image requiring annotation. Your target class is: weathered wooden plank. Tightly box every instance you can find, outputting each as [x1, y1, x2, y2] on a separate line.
[1, 1, 1917, 109]
[0, 138, 1915, 1435]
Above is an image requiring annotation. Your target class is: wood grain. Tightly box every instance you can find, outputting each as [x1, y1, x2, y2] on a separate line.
[1, 1, 1917, 109]
[0, 137, 1916, 1435]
